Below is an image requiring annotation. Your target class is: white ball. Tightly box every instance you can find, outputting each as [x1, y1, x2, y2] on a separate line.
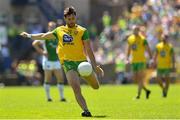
[78, 62, 93, 76]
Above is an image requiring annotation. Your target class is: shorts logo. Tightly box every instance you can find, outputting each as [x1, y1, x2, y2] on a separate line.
[132, 44, 137, 50]
[63, 34, 73, 42]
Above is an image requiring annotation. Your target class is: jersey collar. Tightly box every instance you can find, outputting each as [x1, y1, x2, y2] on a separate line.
[65, 24, 78, 29]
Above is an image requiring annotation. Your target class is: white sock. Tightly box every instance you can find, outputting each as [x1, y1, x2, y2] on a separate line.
[44, 83, 51, 99]
[57, 83, 64, 99]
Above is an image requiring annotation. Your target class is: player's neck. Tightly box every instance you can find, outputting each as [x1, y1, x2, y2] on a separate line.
[163, 41, 168, 44]
[134, 34, 140, 37]
[66, 24, 76, 28]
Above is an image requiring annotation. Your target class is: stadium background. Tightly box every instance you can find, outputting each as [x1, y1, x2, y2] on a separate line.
[0, 0, 179, 86]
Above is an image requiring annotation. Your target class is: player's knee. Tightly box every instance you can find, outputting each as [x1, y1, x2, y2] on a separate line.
[72, 84, 81, 93]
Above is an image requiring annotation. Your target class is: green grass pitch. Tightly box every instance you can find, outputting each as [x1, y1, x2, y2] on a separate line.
[0, 85, 180, 119]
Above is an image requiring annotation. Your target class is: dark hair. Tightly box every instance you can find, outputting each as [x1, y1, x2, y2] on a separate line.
[64, 6, 76, 17]
[133, 26, 140, 31]
[162, 34, 169, 39]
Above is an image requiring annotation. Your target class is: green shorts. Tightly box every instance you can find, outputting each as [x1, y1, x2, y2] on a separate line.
[157, 69, 171, 77]
[132, 62, 146, 72]
[63, 60, 86, 73]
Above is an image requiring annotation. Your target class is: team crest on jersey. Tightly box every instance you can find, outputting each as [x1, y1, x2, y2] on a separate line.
[132, 44, 137, 50]
[63, 34, 73, 42]
[160, 50, 166, 57]
[74, 30, 78, 35]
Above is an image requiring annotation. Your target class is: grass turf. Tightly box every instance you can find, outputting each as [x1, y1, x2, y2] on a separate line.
[0, 84, 180, 119]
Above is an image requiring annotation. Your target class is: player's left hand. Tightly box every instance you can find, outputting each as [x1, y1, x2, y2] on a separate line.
[95, 65, 104, 77]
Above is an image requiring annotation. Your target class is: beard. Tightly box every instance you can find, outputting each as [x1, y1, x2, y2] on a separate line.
[68, 23, 75, 28]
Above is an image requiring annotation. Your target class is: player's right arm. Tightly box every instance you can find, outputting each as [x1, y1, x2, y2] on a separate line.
[20, 32, 56, 40]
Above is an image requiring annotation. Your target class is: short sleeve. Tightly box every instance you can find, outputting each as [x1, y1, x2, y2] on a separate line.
[52, 28, 58, 39]
[170, 47, 174, 54]
[143, 39, 148, 46]
[82, 30, 89, 41]
[127, 37, 131, 45]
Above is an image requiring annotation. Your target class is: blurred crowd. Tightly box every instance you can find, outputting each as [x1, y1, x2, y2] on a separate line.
[91, 0, 180, 83]
[0, 19, 45, 85]
[0, 0, 179, 85]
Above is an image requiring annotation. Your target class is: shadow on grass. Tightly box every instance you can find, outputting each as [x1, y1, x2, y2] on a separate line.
[93, 115, 107, 118]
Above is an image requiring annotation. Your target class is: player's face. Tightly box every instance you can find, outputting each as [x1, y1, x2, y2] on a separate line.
[64, 14, 76, 28]
[162, 35, 169, 43]
[134, 27, 140, 36]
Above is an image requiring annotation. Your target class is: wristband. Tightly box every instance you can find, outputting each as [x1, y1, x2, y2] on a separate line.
[27, 34, 32, 38]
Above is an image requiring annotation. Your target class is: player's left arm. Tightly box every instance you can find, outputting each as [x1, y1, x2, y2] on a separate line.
[82, 30, 104, 77]
[153, 49, 158, 69]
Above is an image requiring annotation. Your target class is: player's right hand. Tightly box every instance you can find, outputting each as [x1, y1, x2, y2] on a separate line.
[95, 65, 104, 77]
[20, 32, 29, 38]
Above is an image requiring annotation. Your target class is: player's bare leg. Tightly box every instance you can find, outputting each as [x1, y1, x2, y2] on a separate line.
[66, 70, 91, 117]
[156, 76, 164, 89]
[82, 72, 99, 89]
[44, 70, 53, 101]
[137, 71, 151, 99]
[134, 72, 141, 99]
[156, 76, 166, 97]
[54, 69, 66, 101]
[163, 76, 170, 97]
